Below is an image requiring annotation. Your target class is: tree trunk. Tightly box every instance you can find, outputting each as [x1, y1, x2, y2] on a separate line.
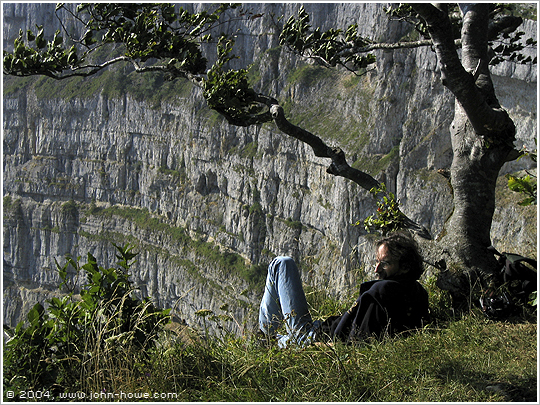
[436, 105, 515, 306]
[413, 4, 517, 307]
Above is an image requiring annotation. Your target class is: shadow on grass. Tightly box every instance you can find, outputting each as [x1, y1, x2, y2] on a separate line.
[437, 360, 537, 402]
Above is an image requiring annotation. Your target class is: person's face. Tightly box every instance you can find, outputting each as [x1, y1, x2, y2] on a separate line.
[375, 244, 401, 280]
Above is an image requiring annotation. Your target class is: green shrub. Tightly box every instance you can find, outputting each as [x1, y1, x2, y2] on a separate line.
[284, 217, 303, 230]
[3, 244, 170, 401]
[360, 182, 406, 235]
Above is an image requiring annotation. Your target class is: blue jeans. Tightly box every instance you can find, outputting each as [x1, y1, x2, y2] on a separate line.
[258, 256, 319, 348]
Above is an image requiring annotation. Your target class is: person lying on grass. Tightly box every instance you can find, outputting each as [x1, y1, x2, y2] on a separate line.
[258, 231, 430, 348]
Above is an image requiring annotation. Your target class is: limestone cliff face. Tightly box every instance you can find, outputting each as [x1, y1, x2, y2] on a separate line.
[3, 3, 537, 330]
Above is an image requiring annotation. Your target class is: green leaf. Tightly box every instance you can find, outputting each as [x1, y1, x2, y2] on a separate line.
[89, 285, 101, 295]
[27, 302, 45, 326]
[35, 29, 46, 49]
[529, 291, 537, 306]
[507, 173, 537, 206]
[53, 30, 63, 46]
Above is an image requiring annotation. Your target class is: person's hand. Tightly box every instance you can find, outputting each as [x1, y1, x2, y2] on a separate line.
[314, 341, 334, 347]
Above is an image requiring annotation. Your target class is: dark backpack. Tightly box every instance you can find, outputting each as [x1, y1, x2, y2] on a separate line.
[479, 247, 537, 319]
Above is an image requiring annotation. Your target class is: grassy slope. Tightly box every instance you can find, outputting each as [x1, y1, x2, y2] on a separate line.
[90, 313, 537, 402]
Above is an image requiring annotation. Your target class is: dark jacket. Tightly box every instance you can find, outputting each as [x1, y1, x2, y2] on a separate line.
[322, 277, 430, 342]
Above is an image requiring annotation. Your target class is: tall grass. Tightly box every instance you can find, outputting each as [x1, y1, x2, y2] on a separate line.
[101, 311, 535, 402]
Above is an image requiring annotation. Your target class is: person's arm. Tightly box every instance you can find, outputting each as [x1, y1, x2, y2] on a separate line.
[349, 294, 389, 340]
[330, 298, 360, 341]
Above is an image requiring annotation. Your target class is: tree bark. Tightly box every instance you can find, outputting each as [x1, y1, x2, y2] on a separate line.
[412, 4, 517, 306]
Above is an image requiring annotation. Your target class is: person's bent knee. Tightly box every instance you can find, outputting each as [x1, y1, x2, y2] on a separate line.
[275, 256, 294, 265]
[272, 256, 297, 273]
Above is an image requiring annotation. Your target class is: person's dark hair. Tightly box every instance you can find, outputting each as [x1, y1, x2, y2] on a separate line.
[376, 232, 424, 280]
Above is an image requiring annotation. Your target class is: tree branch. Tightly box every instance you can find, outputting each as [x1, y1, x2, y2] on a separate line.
[412, 3, 512, 135]
[269, 104, 431, 239]
[340, 38, 438, 56]
[269, 103, 380, 190]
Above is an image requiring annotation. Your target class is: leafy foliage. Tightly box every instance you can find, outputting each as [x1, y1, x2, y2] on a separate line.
[529, 291, 537, 306]
[85, 3, 207, 71]
[385, 3, 462, 40]
[489, 30, 537, 66]
[3, 3, 274, 127]
[3, 244, 170, 400]
[3, 3, 239, 78]
[488, 3, 537, 65]
[359, 183, 406, 235]
[3, 25, 74, 77]
[506, 174, 537, 206]
[385, 3, 537, 66]
[506, 145, 537, 206]
[203, 36, 271, 126]
[279, 6, 376, 72]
